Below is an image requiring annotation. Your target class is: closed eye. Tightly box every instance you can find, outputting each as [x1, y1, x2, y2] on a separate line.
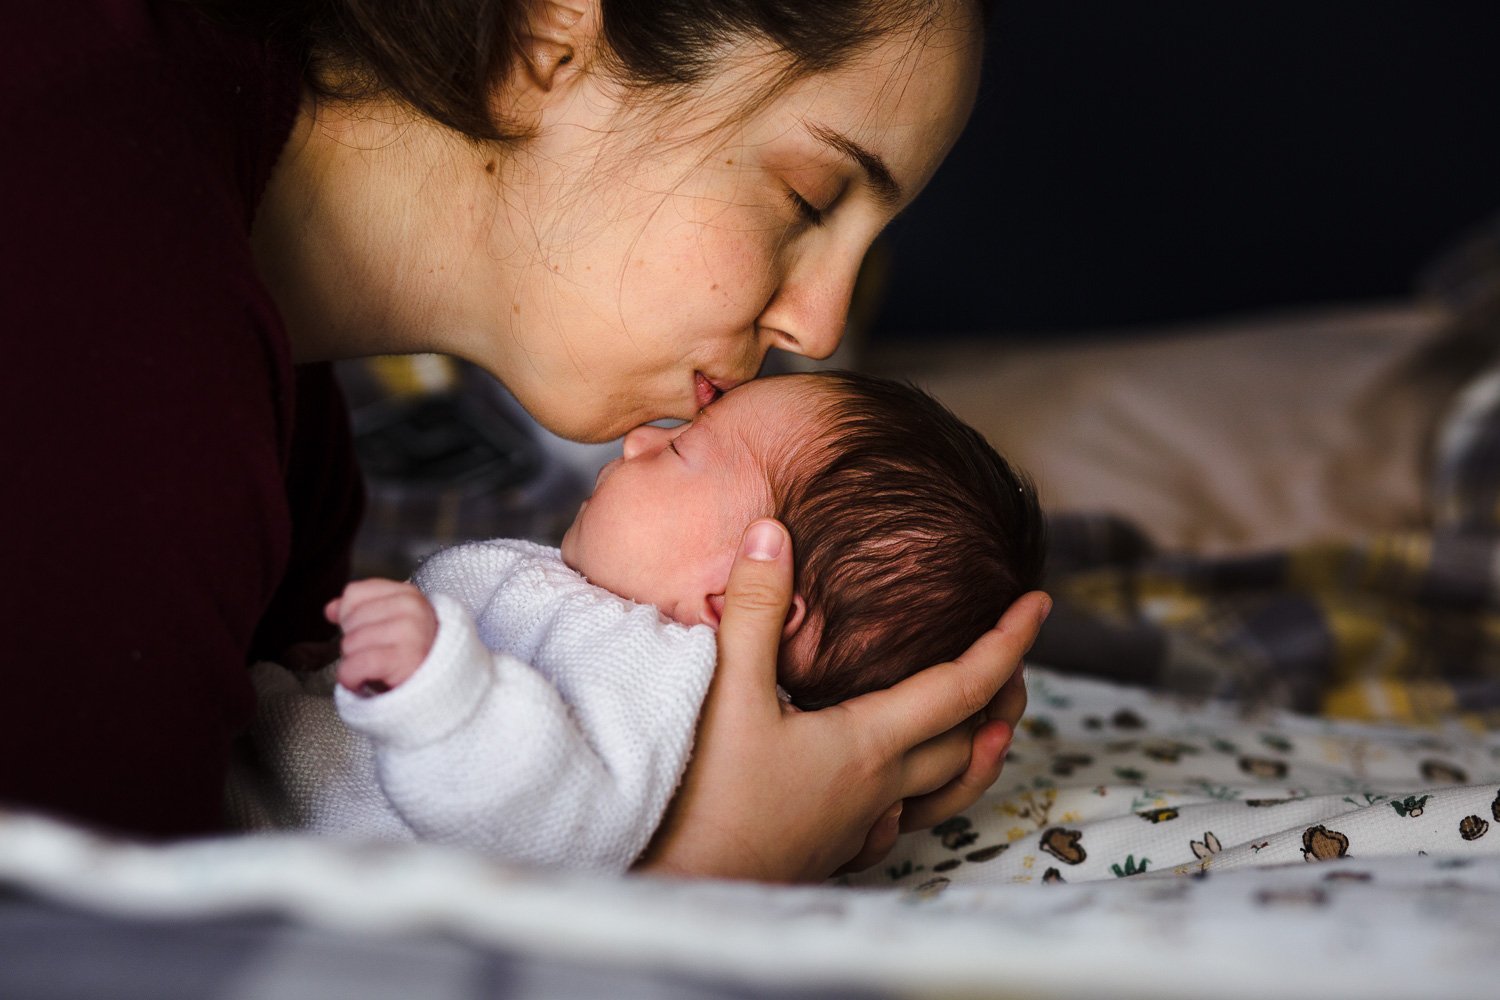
[787, 189, 826, 227]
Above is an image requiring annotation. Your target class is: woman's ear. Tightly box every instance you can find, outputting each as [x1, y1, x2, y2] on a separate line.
[518, 1, 594, 94]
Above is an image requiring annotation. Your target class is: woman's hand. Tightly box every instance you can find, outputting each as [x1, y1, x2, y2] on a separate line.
[636, 519, 1049, 882]
[837, 669, 1029, 873]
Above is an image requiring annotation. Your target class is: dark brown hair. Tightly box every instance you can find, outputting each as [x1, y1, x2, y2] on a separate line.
[771, 371, 1045, 710]
[203, 0, 973, 143]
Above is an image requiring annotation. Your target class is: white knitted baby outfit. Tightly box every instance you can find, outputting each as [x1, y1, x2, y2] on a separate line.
[227, 539, 717, 871]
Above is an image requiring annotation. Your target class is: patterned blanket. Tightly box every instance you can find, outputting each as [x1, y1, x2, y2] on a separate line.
[4, 667, 1497, 1000]
[843, 668, 1500, 892]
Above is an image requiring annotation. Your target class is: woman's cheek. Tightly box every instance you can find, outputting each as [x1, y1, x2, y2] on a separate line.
[705, 227, 788, 315]
[616, 198, 789, 343]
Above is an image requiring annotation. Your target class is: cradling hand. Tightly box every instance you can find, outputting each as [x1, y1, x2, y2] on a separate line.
[637, 518, 1048, 882]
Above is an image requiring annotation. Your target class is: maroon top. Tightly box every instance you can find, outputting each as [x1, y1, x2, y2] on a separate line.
[1, 2, 362, 836]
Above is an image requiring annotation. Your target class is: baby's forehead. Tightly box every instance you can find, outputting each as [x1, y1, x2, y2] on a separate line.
[719, 375, 834, 454]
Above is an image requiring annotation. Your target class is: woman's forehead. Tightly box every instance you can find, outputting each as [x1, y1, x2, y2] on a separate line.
[739, 13, 981, 189]
[646, 2, 981, 173]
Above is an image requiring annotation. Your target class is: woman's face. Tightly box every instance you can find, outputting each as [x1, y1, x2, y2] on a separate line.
[468, 1, 984, 442]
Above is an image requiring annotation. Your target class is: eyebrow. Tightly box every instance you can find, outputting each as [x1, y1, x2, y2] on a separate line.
[805, 122, 903, 210]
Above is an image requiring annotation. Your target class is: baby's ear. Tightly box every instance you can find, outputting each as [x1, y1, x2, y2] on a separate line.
[701, 592, 806, 639]
[705, 592, 727, 628]
[781, 594, 809, 642]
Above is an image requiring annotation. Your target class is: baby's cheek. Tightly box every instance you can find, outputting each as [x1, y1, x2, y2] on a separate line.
[558, 519, 580, 569]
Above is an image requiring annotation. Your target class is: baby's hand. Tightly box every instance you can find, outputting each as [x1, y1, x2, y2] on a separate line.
[325, 579, 438, 694]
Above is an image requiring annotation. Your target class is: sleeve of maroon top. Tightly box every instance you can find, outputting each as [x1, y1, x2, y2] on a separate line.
[0, 3, 361, 837]
[253, 364, 365, 665]
[2, 296, 300, 837]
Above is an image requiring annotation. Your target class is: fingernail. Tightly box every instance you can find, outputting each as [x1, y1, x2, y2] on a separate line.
[1037, 594, 1053, 624]
[884, 802, 903, 825]
[743, 520, 784, 561]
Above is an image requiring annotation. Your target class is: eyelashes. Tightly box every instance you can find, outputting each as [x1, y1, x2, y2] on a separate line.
[787, 189, 826, 227]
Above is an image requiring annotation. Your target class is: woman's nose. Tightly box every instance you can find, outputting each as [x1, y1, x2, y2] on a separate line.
[622, 423, 675, 460]
[759, 253, 860, 361]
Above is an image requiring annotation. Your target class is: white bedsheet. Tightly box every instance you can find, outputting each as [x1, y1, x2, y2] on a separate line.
[2, 667, 1496, 1000]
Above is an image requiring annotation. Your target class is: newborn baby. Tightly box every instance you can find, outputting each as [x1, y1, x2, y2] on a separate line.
[228, 371, 1044, 870]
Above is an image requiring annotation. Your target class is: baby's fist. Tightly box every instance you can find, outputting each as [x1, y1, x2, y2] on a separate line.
[326, 579, 439, 694]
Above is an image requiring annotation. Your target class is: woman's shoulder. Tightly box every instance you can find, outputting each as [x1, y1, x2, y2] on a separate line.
[8, 2, 300, 209]
[5, 1, 303, 372]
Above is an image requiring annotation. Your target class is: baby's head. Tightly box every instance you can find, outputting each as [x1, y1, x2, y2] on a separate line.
[560, 371, 1045, 708]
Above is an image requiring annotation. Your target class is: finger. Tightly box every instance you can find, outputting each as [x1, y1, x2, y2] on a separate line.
[324, 597, 342, 623]
[987, 671, 1028, 729]
[339, 578, 416, 602]
[333, 579, 420, 624]
[711, 519, 795, 716]
[852, 591, 1050, 749]
[835, 802, 903, 874]
[336, 647, 409, 692]
[901, 720, 1013, 831]
[339, 617, 433, 658]
[336, 589, 432, 637]
[894, 721, 976, 798]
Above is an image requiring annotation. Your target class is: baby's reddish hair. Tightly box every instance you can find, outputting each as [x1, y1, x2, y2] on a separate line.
[770, 371, 1045, 709]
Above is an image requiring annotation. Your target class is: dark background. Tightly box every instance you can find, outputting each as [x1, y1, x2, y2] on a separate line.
[872, 1, 1500, 340]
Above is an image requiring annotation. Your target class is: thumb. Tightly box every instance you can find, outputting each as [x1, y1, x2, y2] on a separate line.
[714, 518, 794, 707]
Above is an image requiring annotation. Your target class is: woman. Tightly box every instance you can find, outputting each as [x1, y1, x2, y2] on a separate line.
[3, 0, 1046, 881]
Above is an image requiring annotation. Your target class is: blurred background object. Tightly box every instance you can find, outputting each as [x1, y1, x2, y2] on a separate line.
[338, 357, 591, 578]
[872, 0, 1500, 339]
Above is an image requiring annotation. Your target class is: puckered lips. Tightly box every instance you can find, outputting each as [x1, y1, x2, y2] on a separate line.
[695, 371, 745, 409]
[693, 371, 722, 409]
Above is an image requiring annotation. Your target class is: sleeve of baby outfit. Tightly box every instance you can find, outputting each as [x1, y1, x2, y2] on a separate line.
[334, 593, 674, 871]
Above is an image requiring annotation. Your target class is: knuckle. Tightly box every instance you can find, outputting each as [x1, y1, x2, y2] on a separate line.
[855, 722, 902, 777]
[726, 579, 784, 616]
[954, 674, 995, 720]
[342, 579, 380, 600]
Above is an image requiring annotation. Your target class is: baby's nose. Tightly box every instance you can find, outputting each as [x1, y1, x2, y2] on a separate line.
[622, 424, 670, 460]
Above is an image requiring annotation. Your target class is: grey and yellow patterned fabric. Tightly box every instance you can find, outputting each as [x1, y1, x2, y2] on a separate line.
[335, 357, 588, 580]
[1037, 250, 1500, 728]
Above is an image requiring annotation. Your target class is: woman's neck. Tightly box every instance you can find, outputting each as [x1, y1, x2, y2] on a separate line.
[251, 94, 512, 365]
